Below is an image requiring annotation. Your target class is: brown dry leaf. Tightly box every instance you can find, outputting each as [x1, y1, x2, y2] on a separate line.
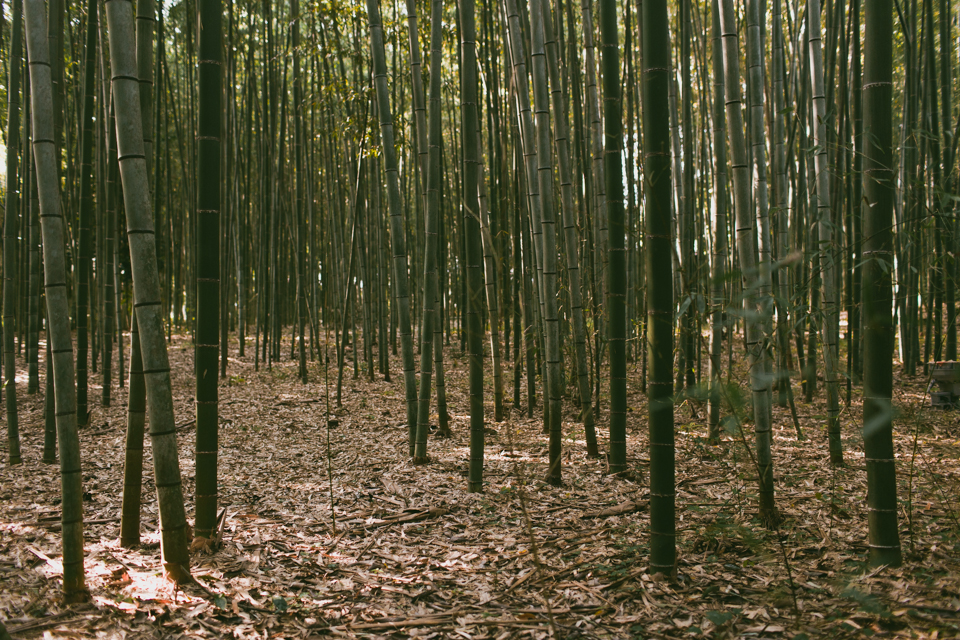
[0, 332, 958, 639]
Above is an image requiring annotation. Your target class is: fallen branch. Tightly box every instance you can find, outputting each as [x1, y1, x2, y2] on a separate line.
[582, 500, 647, 519]
[6, 612, 76, 635]
[352, 507, 448, 531]
[346, 615, 453, 631]
[600, 567, 646, 591]
[277, 398, 322, 406]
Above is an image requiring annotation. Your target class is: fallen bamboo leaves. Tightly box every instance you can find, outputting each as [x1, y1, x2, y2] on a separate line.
[1, 333, 959, 638]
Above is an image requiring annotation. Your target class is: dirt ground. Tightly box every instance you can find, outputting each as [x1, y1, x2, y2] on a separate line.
[1, 329, 959, 639]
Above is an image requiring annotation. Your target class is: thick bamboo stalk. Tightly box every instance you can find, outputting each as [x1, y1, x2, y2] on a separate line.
[105, 0, 191, 581]
[643, 0, 676, 575]
[461, 0, 487, 492]
[194, 0, 222, 542]
[4, 0, 23, 464]
[861, 0, 902, 568]
[25, 0, 86, 597]
[599, 0, 626, 474]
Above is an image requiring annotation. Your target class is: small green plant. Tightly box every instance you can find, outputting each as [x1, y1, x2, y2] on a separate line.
[840, 585, 891, 618]
[692, 515, 761, 557]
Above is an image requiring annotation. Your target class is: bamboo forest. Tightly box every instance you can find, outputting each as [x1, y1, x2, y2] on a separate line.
[1, 0, 960, 634]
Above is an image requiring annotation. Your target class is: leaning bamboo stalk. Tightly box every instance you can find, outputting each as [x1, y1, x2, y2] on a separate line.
[718, 0, 778, 527]
[807, 0, 843, 466]
[24, 0, 86, 598]
[476, 137, 505, 424]
[581, 0, 607, 370]
[75, 0, 99, 429]
[542, 0, 598, 458]
[412, 0, 443, 462]
[365, 0, 418, 454]
[528, 0, 563, 485]
[105, 0, 191, 581]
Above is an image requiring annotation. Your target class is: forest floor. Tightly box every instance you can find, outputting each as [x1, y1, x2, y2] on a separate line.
[1, 330, 960, 639]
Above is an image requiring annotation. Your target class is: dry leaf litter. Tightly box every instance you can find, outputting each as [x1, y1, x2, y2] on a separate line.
[0, 332, 959, 639]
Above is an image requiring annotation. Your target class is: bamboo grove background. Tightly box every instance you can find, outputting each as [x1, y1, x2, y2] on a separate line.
[0, 0, 945, 592]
